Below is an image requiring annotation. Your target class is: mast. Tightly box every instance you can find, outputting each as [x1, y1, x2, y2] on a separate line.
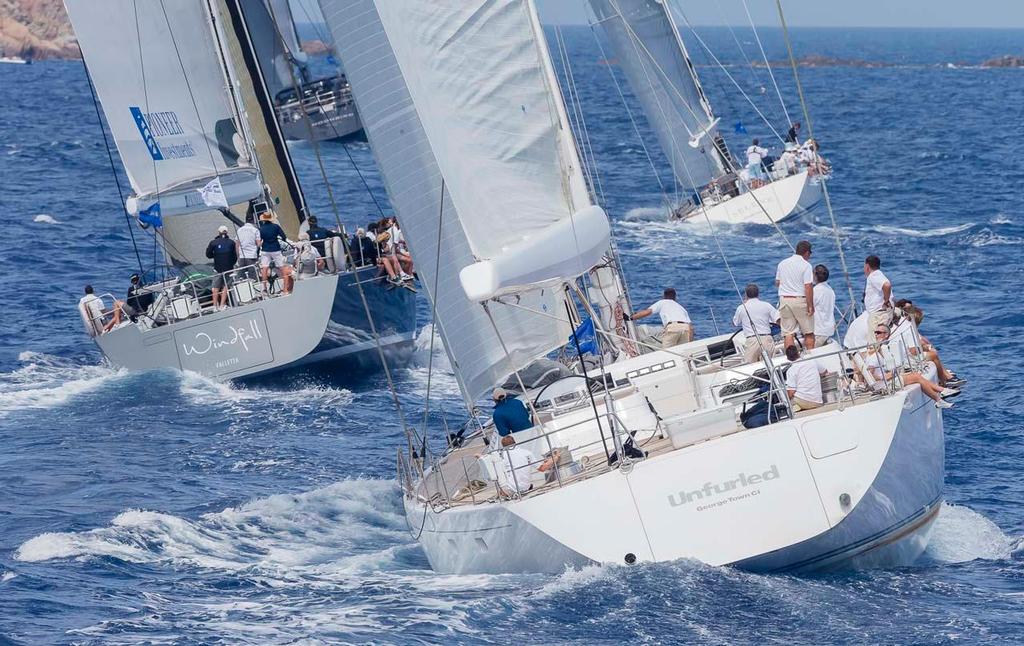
[213, 0, 309, 235]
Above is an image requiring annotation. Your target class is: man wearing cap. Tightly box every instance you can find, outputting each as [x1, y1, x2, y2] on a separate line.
[258, 212, 293, 296]
[305, 215, 344, 273]
[492, 387, 533, 437]
[206, 224, 238, 311]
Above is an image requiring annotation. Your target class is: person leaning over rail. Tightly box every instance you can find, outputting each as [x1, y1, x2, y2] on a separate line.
[812, 264, 837, 347]
[899, 304, 962, 389]
[775, 240, 816, 349]
[733, 283, 780, 364]
[492, 387, 533, 437]
[625, 287, 694, 349]
[784, 344, 826, 412]
[870, 324, 954, 409]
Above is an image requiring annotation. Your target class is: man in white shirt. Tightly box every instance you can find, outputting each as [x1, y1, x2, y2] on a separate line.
[235, 211, 261, 281]
[497, 435, 537, 496]
[843, 310, 871, 349]
[778, 143, 799, 176]
[784, 345, 826, 412]
[863, 254, 893, 332]
[627, 287, 694, 349]
[732, 283, 780, 363]
[775, 240, 816, 350]
[746, 138, 769, 181]
[812, 264, 837, 346]
[78, 284, 120, 336]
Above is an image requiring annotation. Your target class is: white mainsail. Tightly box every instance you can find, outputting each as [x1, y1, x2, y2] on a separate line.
[320, 0, 612, 403]
[588, 0, 727, 188]
[65, 0, 262, 217]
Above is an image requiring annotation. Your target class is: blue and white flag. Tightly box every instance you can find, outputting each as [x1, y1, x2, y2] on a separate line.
[199, 177, 228, 209]
[138, 202, 162, 228]
[734, 121, 748, 135]
[570, 318, 599, 357]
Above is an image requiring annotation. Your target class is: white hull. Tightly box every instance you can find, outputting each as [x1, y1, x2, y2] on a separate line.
[679, 171, 823, 226]
[405, 364, 944, 575]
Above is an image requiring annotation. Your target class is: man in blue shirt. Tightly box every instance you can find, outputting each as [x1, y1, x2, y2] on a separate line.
[258, 212, 294, 295]
[492, 387, 533, 437]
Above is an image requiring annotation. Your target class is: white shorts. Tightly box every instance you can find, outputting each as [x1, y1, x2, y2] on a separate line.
[260, 251, 286, 268]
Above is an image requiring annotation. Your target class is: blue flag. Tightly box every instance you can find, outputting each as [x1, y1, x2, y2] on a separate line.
[570, 318, 599, 357]
[734, 121, 748, 135]
[138, 202, 162, 228]
[326, 55, 338, 66]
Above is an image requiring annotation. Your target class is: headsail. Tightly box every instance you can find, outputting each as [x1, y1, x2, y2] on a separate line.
[320, 0, 611, 403]
[588, 0, 728, 188]
[237, 0, 309, 100]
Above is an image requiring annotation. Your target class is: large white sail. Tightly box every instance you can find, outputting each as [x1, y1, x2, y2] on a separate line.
[238, 0, 309, 99]
[589, 0, 727, 188]
[65, 0, 262, 216]
[320, 0, 610, 403]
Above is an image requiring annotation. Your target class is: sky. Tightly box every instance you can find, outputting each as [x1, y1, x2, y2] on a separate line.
[535, 0, 1024, 29]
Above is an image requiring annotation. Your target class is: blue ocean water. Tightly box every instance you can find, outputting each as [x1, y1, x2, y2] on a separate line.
[1, 26, 1023, 644]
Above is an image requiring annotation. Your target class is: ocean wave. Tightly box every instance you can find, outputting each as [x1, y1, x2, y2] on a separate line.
[0, 351, 126, 418]
[177, 370, 353, 411]
[0, 571, 15, 583]
[32, 213, 60, 224]
[865, 223, 974, 238]
[924, 503, 1019, 563]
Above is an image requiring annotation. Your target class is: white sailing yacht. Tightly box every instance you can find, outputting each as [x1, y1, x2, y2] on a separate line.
[588, 0, 825, 225]
[320, 0, 944, 575]
[65, 0, 415, 380]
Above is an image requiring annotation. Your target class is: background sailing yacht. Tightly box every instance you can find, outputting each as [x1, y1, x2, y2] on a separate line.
[65, 0, 414, 380]
[241, 0, 364, 142]
[320, 0, 944, 575]
[587, 0, 826, 225]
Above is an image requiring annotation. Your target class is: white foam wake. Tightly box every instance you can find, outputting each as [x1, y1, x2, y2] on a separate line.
[867, 223, 974, 238]
[33, 213, 60, 224]
[0, 351, 126, 418]
[177, 369, 353, 411]
[924, 503, 1019, 563]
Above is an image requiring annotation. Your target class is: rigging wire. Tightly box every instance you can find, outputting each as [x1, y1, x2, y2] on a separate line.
[418, 180, 446, 452]
[774, 0, 858, 311]
[741, 0, 793, 127]
[79, 51, 145, 276]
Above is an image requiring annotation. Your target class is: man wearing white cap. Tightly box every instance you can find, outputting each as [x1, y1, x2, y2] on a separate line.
[206, 224, 238, 311]
[491, 387, 533, 437]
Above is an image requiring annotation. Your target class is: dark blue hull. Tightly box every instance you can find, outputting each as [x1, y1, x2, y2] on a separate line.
[245, 265, 417, 380]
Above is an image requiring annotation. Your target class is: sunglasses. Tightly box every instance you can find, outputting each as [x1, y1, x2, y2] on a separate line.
[874, 330, 888, 336]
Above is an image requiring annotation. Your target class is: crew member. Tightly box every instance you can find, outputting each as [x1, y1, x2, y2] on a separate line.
[125, 273, 154, 320]
[746, 138, 769, 181]
[258, 212, 294, 295]
[492, 387, 533, 436]
[784, 344, 826, 412]
[306, 215, 344, 273]
[812, 264, 836, 346]
[236, 209, 261, 281]
[775, 240, 816, 349]
[863, 254, 893, 332]
[626, 287, 694, 348]
[733, 283, 780, 363]
[785, 121, 801, 144]
[206, 225, 238, 311]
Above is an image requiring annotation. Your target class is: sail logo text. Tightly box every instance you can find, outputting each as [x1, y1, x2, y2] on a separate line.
[667, 465, 780, 508]
[129, 107, 195, 161]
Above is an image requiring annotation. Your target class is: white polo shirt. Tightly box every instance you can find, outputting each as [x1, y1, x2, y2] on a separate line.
[499, 446, 534, 493]
[813, 282, 836, 338]
[236, 223, 261, 259]
[843, 311, 871, 349]
[649, 299, 691, 327]
[890, 317, 920, 366]
[746, 145, 767, 166]
[864, 269, 891, 312]
[786, 358, 824, 404]
[733, 298, 779, 336]
[776, 254, 813, 297]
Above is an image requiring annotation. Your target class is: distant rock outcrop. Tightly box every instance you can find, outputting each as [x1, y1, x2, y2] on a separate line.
[0, 0, 78, 60]
[981, 55, 1024, 68]
[754, 55, 892, 68]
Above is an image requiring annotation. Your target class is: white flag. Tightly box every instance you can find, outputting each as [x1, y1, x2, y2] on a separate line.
[199, 177, 229, 208]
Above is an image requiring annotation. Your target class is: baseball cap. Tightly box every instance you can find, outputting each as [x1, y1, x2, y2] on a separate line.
[492, 387, 507, 401]
[218, 225, 228, 233]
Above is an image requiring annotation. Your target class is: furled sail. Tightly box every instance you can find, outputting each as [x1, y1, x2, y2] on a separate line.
[65, 0, 261, 219]
[588, 0, 727, 188]
[237, 0, 309, 99]
[320, 0, 611, 403]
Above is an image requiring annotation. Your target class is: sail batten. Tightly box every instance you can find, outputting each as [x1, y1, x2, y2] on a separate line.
[321, 0, 602, 405]
[588, 0, 726, 188]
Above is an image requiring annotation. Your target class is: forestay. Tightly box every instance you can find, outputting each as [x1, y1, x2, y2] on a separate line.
[321, 0, 607, 404]
[589, 0, 726, 188]
[238, 0, 308, 98]
[65, 0, 261, 215]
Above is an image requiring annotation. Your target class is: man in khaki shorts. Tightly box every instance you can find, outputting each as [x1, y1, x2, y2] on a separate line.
[775, 240, 815, 349]
[626, 287, 694, 349]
